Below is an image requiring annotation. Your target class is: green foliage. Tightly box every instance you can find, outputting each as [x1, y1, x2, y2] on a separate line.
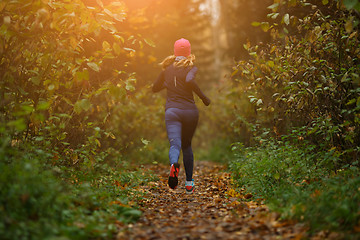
[0, 1, 217, 236]
[0, 3, 164, 237]
[226, 0, 360, 164]
[0, 0, 159, 160]
[343, 0, 360, 10]
[0, 139, 155, 240]
[230, 137, 360, 233]
[0, 144, 67, 239]
[223, 0, 360, 236]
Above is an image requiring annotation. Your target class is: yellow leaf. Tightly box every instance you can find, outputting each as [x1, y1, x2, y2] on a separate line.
[95, 139, 101, 147]
[109, 133, 116, 139]
[267, 61, 274, 68]
[345, 18, 354, 33]
[270, 46, 276, 53]
[113, 42, 121, 55]
[144, 38, 155, 47]
[231, 69, 239, 77]
[261, 22, 270, 32]
[329, 147, 337, 152]
[87, 62, 100, 72]
[102, 41, 111, 51]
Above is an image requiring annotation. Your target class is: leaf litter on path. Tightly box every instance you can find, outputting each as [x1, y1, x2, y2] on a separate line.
[116, 161, 307, 240]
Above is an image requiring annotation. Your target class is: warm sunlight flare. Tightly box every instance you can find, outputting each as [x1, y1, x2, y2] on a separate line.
[1, 0, 360, 239]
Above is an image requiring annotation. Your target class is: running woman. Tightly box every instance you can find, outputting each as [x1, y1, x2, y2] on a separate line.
[152, 38, 211, 194]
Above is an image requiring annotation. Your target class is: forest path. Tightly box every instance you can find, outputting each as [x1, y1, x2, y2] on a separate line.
[116, 161, 305, 240]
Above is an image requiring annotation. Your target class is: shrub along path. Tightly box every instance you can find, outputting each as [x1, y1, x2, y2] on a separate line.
[116, 161, 308, 240]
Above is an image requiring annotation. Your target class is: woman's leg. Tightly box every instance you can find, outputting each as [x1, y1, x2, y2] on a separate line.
[165, 108, 182, 165]
[181, 109, 199, 181]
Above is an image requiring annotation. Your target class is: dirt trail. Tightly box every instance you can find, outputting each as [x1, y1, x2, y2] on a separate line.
[116, 161, 306, 240]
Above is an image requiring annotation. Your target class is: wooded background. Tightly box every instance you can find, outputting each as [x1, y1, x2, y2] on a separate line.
[1, 0, 360, 239]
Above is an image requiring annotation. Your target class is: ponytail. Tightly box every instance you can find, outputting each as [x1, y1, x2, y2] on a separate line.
[160, 54, 195, 70]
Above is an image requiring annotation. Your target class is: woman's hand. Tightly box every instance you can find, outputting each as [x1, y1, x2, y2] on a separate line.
[202, 97, 211, 106]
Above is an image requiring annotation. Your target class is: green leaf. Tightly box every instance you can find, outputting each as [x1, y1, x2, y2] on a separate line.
[37, 101, 50, 110]
[347, 98, 356, 105]
[283, 14, 290, 25]
[343, 0, 358, 9]
[30, 77, 40, 86]
[251, 21, 261, 27]
[341, 72, 349, 82]
[75, 70, 89, 82]
[125, 81, 135, 91]
[267, 13, 279, 19]
[260, 22, 270, 32]
[267, 3, 279, 11]
[87, 62, 100, 72]
[123, 47, 135, 52]
[0, 24, 13, 40]
[274, 173, 280, 180]
[74, 103, 82, 114]
[121, 208, 142, 221]
[74, 99, 92, 113]
[7, 118, 26, 131]
[35, 136, 44, 141]
[322, 0, 329, 5]
[48, 84, 55, 91]
[355, 2, 360, 11]
[141, 138, 150, 145]
[249, 97, 257, 103]
[21, 103, 34, 114]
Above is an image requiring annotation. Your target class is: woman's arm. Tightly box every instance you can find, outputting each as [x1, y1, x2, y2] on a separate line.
[186, 67, 211, 106]
[152, 71, 166, 93]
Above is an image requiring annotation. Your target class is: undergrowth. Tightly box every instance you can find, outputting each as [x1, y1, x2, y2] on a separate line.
[229, 136, 360, 236]
[0, 138, 157, 240]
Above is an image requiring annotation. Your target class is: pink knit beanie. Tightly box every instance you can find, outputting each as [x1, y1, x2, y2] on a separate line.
[174, 38, 191, 57]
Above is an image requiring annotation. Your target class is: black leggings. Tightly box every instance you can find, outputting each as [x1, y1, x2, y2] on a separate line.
[165, 108, 199, 181]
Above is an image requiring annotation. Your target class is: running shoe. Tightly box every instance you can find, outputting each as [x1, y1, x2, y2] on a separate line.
[168, 163, 180, 189]
[185, 179, 195, 194]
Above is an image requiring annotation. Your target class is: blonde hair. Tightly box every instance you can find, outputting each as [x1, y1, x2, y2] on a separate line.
[160, 54, 195, 70]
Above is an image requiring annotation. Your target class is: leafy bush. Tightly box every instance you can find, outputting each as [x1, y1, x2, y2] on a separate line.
[230, 137, 360, 233]
[0, 138, 155, 240]
[226, 2, 360, 234]
[226, 0, 360, 164]
[0, 147, 67, 239]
